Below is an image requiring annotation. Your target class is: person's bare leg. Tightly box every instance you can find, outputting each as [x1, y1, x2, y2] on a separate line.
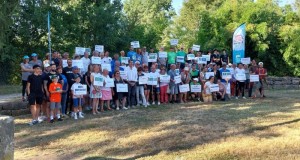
[30, 105, 37, 120]
[157, 94, 160, 104]
[107, 101, 111, 109]
[122, 97, 127, 108]
[100, 100, 104, 111]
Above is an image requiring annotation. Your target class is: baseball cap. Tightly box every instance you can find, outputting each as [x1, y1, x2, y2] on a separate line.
[51, 75, 58, 79]
[73, 74, 80, 79]
[44, 63, 50, 68]
[193, 78, 198, 81]
[72, 66, 79, 70]
[23, 55, 29, 59]
[33, 65, 41, 69]
[31, 53, 37, 57]
[258, 62, 263, 65]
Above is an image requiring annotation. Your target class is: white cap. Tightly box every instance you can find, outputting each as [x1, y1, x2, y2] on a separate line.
[193, 78, 198, 81]
[258, 62, 263, 65]
[44, 63, 50, 68]
[184, 67, 189, 71]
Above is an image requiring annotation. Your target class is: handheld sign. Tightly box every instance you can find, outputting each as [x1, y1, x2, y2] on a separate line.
[138, 76, 148, 84]
[179, 84, 190, 92]
[75, 47, 85, 55]
[120, 71, 127, 80]
[191, 85, 201, 92]
[175, 69, 180, 75]
[102, 63, 112, 72]
[197, 57, 207, 64]
[187, 54, 195, 60]
[95, 45, 104, 53]
[222, 72, 231, 79]
[192, 44, 201, 51]
[176, 56, 185, 63]
[72, 60, 84, 69]
[241, 57, 251, 64]
[202, 55, 210, 62]
[235, 73, 246, 81]
[93, 75, 104, 86]
[159, 52, 167, 58]
[91, 57, 101, 64]
[148, 53, 157, 62]
[160, 75, 170, 83]
[116, 84, 128, 92]
[62, 60, 68, 68]
[105, 78, 114, 87]
[210, 84, 219, 92]
[131, 41, 140, 48]
[147, 76, 158, 85]
[205, 72, 215, 79]
[170, 39, 179, 45]
[120, 57, 129, 64]
[174, 75, 181, 84]
[250, 75, 259, 82]
[74, 84, 87, 95]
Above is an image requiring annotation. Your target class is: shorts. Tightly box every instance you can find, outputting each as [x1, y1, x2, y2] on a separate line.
[169, 85, 178, 94]
[144, 85, 151, 90]
[28, 93, 43, 105]
[73, 98, 83, 108]
[149, 86, 160, 93]
[50, 102, 61, 109]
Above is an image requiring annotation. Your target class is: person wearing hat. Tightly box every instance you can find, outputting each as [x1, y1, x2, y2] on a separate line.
[29, 53, 43, 67]
[21, 55, 33, 101]
[256, 62, 267, 98]
[48, 75, 63, 123]
[27, 65, 43, 125]
[180, 67, 191, 103]
[190, 77, 201, 101]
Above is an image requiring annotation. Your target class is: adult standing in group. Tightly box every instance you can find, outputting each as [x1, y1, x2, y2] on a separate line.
[176, 47, 186, 69]
[63, 59, 73, 114]
[158, 47, 167, 68]
[111, 54, 120, 77]
[180, 67, 191, 103]
[148, 48, 156, 70]
[167, 47, 176, 69]
[90, 65, 102, 115]
[56, 66, 68, 117]
[60, 52, 69, 67]
[168, 64, 178, 103]
[235, 63, 246, 99]
[29, 53, 43, 67]
[257, 62, 267, 98]
[52, 51, 61, 67]
[21, 55, 33, 101]
[248, 60, 258, 97]
[81, 51, 91, 75]
[141, 47, 148, 66]
[220, 49, 229, 65]
[148, 65, 160, 105]
[136, 48, 143, 65]
[125, 60, 138, 108]
[127, 46, 137, 63]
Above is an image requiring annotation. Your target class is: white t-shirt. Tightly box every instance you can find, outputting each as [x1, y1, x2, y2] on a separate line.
[205, 81, 213, 94]
[101, 75, 111, 91]
[81, 57, 91, 74]
[71, 82, 83, 97]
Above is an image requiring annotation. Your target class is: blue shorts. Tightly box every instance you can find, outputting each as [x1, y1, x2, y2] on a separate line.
[73, 98, 83, 107]
[150, 86, 160, 93]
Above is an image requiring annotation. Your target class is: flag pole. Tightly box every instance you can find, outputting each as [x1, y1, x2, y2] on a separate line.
[48, 11, 52, 63]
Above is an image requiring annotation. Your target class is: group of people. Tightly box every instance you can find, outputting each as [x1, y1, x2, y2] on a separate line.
[21, 46, 267, 125]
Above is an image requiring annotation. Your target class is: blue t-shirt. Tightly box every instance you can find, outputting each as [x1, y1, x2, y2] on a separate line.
[127, 51, 137, 63]
[136, 54, 142, 64]
[60, 74, 68, 90]
[219, 68, 230, 83]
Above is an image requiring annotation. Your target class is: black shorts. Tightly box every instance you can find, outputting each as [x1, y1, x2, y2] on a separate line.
[28, 93, 43, 105]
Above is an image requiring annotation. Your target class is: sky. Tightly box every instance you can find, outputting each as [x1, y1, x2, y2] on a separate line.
[172, 0, 296, 15]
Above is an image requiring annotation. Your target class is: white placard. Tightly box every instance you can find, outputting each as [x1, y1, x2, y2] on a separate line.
[250, 75, 259, 82]
[105, 78, 114, 87]
[62, 60, 68, 68]
[176, 56, 185, 63]
[120, 57, 130, 64]
[138, 76, 148, 84]
[205, 72, 215, 79]
[192, 44, 201, 51]
[235, 73, 246, 81]
[72, 60, 84, 69]
[159, 52, 167, 58]
[120, 71, 127, 80]
[197, 57, 207, 64]
[131, 41, 140, 48]
[148, 53, 157, 62]
[75, 47, 85, 55]
[227, 68, 234, 74]
[147, 76, 158, 85]
[202, 55, 211, 61]
[241, 57, 251, 65]
[93, 75, 104, 86]
[191, 85, 201, 92]
[179, 84, 190, 92]
[91, 57, 101, 64]
[95, 45, 104, 53]
[175, 69, 180, 75]
[74, 84, 87, 95]
[116, 83, 128, 92]
[210, 84, 219, 92]
[174, 75, 181, 84]
[222, 72, 232, 79]
[170, 39, 179, 45]
[102, 63, 112, 72]
[187, 54, 195, 60]
[160, 75, 170, 83]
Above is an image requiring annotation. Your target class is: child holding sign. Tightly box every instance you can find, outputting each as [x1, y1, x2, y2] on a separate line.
[49, 75, 63, 123]
[71, 75, 85, 120]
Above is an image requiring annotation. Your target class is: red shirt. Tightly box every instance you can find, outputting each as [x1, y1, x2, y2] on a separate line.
[49, 82, 62, 102]
[256, 68, 267, 80]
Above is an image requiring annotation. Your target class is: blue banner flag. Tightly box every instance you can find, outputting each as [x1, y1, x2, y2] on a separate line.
[48, 12, 52, 62]
[232, 23, 246, 64]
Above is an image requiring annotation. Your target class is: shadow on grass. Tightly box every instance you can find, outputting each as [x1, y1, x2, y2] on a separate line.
[14, 90, 300, 159]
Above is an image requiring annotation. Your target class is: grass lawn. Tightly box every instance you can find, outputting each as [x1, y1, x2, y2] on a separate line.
[14, 89, 300, 160]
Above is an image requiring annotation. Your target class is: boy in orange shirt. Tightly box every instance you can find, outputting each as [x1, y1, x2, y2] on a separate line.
[49, 75, 63, 123]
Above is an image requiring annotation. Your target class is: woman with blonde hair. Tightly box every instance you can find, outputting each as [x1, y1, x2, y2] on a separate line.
[90, 64, 102, 115]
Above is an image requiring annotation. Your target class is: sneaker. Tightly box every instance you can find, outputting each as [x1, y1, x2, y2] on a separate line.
[116, 107, 120, 110]
[144, 105, 147, 108]
[137, 104, 140, 107]
[242, 97, 246, 99]
[235, 97, 238, 99]
[147, 102, 150, 105]
[57, 118, 63, 121]
[152, 102, 155, 105]
[158, 102, 160, 105]
[79, 114, 84, 119]
[71, 112, 75, 118]
[123, 107, 128, 110]
[28, 120, 38, 126]
[37, 116, 44, 123]
[74, 114, 78, 120]
[50, 119, 54, 123]
[132, 105, 136, 108]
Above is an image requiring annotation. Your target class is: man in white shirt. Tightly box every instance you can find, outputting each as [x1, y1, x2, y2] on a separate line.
[80, 52, 90, 74]
[125, 60, 138, 108]
[234, 63, 246, 99]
